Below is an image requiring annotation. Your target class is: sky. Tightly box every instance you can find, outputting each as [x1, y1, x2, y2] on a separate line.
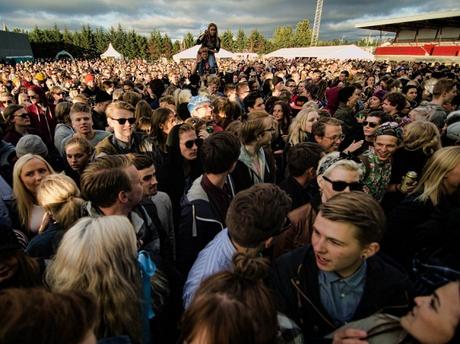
[0, 0, 459, 42]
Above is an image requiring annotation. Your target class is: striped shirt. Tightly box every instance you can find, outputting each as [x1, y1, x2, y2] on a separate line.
[183, 228, 236, 308]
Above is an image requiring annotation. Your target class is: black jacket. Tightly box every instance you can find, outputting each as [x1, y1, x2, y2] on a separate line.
[270, 245, 413, 342]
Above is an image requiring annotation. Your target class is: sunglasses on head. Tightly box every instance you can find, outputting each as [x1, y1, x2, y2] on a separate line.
[323, 175, 362, 192]
[110, 117, 136, 125]
[184, 138, 203, 149]
[363, 121, 378, 128]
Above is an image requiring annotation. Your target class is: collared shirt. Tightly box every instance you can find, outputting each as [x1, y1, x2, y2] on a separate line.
[183, 228, 236, 308]
[318, 261, 367, 326]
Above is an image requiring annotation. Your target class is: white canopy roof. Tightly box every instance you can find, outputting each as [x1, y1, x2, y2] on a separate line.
[173, 45, 234, 63]
[100, 43, 122, 59]
[265, 45, 374, 61]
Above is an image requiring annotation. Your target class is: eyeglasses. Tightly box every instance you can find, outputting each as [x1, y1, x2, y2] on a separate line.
[110, 117, 136, 125]
[183, 138, 203, 149]
[363, 121, 379, 128]
[15, 113, 29, 119]
[324, 134, 345, 141]
[323, 175, 362, 192]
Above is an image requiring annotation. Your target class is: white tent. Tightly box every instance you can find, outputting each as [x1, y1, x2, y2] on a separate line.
[265, 45, 374, 61]
[100, 43, 123, 59]
[173, 45, 234, 63]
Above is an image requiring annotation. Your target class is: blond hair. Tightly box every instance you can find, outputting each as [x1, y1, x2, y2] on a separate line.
[13, 154, 55, 228]
[36, 174, 84, 230]
[288, 109, 318, 145]
[415, 146, 460, 206]
[403, 121, 441, 156]
[46, 216, 142, 341]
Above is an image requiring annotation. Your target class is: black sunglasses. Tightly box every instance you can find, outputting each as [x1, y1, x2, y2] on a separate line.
[184, 138, 203, 149]
[322, 175, 362, 192]
[363, 121, 378, 128]
[15, 113, 30, 119]
[110, 117, 136, 125]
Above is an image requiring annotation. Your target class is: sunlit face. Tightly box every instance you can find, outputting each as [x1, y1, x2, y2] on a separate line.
[382, 99, 397, 115]
[311, 212, 373, 278]
[0, 255, 19, 285]
[138, 165, 158, 197]
[209, 25, 217, 36]
[316, 124, 343, 153]
[71, 112, 93, 135]
[303, 111, 320, 134]
[179, 130, 199, 161]
[272, 104, 284, 121]
[400, 282, 460, 344]
[11, 109, 31, 127]
[368, 96, 381, 109]
[65, 144, 91, 172]
[192, 103, 213, 121]
[318, 166, 360, 202]
[374, 135, 398, 161]
[124, 165, 143, 209]
[108, 108, 135, 142]
[405, 88, 418, 102]
[259, 118, 275, 146]
[20, 158, 51, 195]
[252, 98, 265, 112]
[363, 116, 380, 138]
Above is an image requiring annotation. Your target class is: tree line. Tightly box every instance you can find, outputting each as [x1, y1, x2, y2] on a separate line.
[5, 20, 369, 60]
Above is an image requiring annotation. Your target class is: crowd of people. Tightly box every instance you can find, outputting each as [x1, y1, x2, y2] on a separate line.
[0, 51, 460, 344]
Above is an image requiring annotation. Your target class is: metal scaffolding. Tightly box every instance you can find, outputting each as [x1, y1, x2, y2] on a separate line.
[311, 0, 324, 46]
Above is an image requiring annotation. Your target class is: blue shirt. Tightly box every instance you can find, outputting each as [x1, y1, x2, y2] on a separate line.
[318, 261, 367, 325]
[183, 228, 236, 308]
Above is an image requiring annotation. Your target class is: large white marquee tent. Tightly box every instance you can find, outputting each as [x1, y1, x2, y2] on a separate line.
[173, 45, 234, 63]
[265, 45, 374, 60]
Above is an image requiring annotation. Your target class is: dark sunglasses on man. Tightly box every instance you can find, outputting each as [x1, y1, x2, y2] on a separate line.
[322, 175, 362, 192]
[362, 121, 378, 128]
[184, 138, 203, 149]
[110, 117, 136, 125]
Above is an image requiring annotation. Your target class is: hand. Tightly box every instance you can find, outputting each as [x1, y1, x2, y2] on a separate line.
[332, 328, 368, 344]
[344, 140, 364, 154]
[198, 128, 210, 140]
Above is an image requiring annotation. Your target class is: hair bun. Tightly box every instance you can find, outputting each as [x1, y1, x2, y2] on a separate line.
[232, 252, 269, 281]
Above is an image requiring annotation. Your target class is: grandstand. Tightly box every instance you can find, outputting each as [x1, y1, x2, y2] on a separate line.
[356, 10, 460, 61]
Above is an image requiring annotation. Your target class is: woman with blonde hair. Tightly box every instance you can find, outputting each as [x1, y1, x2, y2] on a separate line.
[12, 154, 55, 236]
[288, 109, 320, 145]
[385, 146, 460, 270]
[26, 174, 84, 259]
[46, 216, 164, 344]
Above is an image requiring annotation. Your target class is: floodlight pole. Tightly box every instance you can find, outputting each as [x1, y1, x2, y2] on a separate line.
[311, 0, 324, 46]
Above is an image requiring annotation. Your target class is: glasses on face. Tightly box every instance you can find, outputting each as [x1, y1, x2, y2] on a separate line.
[15, 113, 29, 119]
[363, 121, 378, 128]
[3, 100, 13, 105]
[324, 134, 345, 141]
[264, 127, 276, 133]
[183, 138, 203, 149]
[110, 117, 136, 125]
[323, 175, 362, 192]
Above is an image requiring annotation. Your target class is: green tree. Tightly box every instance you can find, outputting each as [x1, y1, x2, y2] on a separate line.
[148, 30, 163, 60]
[221, 29, 234, 51]
[112, 24, 126, 52]
[62, 27, 73, 45]
[272, 26, 294, 49]
[136, 35, 149, 59]
[94, 27, 108, 52]
[247, 29, 267, 53]
[294, 19, 312, 47]
[79, 24, 96, 49]
[182, 32, 195, 49]
[28, 26, 45, 43]
[172, 40, 181, 54]
[48, 24, 63, 42]
[162, 34, 173, 58]
[234, 28, 247, 52]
